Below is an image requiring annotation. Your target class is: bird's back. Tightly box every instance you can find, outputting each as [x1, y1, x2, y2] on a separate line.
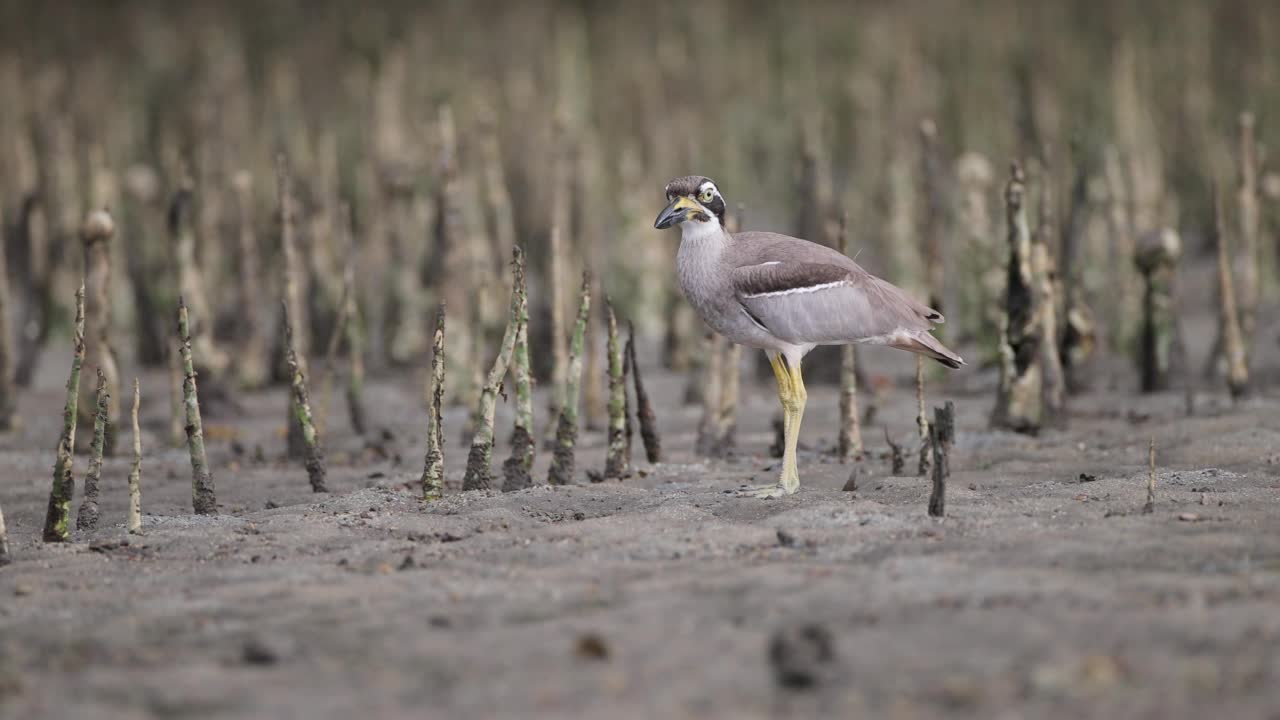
[730, 230, 940, 324]
[729, 231, 861, 272]
[726, 230, 960, 366]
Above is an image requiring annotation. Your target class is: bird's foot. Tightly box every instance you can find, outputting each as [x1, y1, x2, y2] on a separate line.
[737, 482, 797, 499]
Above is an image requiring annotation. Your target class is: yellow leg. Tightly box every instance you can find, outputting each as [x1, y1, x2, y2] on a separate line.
[782, 356, 806, 493]
[741, 352, 806, 498]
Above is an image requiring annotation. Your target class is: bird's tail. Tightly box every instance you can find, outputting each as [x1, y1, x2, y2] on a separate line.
[892, 331, 965, 369]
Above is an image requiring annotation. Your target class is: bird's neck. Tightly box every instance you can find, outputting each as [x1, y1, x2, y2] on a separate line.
[676, 219, 731, 308]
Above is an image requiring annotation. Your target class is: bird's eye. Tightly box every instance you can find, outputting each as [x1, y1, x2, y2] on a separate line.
[700, 188, 715, 203]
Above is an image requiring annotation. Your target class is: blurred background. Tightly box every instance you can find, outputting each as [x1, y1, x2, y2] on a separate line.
[1, 0, 1278, 406]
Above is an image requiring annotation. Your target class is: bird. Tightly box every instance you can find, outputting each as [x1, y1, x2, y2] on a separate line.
[654, 175, 963, 498]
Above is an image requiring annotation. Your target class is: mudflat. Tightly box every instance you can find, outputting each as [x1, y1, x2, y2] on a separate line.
[1, 349, 1278, 719]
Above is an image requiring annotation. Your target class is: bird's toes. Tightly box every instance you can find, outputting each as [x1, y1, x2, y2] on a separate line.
[738, 483, 789, 499]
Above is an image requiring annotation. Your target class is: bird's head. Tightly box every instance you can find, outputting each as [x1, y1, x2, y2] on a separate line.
[654, 175, 726, 231]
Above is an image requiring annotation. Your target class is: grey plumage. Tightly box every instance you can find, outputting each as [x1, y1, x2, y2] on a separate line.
[733, 232, 959, 368]
[655, 175, 962, 497]
[673, 222, 962, 369]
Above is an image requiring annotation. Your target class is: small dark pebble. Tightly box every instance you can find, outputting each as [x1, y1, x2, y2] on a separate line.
[575, 633, 610, 661]
[776, 529, 796, 548]
[436, 532, 464, 543]
[573, 511, 586, 521]
[231, 440, 246, 456]
[768, 623, 836, 690]
[264, 500, 280, 510]
[242, 635, 294, 666]
[428, 615, 452, 628]
[367, 472, 386, 479]
[841, 466, 859, 492]
[1079, 473, 1098, 483]
[398, 555, 416, 571]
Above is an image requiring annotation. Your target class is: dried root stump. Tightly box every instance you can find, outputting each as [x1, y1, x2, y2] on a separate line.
[601, 296, 630, 480]
[43, 283, 86, 542]
[178, 297, 217, 515]
[169, 189, 228, 383]
[836, 211, 863, 462]
[463, 248, 525, 491]
[629, 322, 661, 464]
[991, 163, 1043, 434]
[548, 272, 591, 486]
[421, 303, 446, 500]
[1135, 229, 1183, 392]
[346, 291, 368, 437]
[284, 301, 328, 493]
[76, 367, 110, 531]
[80, 209, 120, 456]
[502, 255, 535, 493]
[715, 343, 741, 457]
[277, 156, 310, 459]
[543, 225, 569, 447]
[233, 171, 270, 389]
[128, 378, 142, 534]
[694, 331, 723, 456]
[1212, 187, 1249, 400]
[315, 208, 357, 437]
[885, 428, 906, 477]
[928, 402, 954, 518]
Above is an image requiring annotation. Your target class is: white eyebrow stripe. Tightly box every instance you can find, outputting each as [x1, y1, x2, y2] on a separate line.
[743, 280, 848, 298]
[760, 261, 781, 266]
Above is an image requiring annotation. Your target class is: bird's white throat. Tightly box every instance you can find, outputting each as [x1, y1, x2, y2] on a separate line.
[678, 215, 728, 250]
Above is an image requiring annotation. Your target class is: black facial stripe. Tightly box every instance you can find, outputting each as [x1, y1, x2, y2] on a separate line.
[706, 195, 726, 221]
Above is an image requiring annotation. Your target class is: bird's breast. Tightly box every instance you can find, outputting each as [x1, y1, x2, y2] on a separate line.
[675, 237, 745, 339]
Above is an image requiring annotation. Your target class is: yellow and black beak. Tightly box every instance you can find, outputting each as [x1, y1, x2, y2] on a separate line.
[654, 196, 700, 230]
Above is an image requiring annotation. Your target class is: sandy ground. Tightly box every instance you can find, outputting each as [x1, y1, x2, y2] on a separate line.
[1, 331, 1279, 719]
